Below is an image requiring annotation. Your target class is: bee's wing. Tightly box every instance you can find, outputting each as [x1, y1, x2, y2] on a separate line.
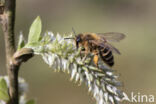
[97, 32, 125, 42]
[104, 42, 121, 54]
[89, 40, 121, 55]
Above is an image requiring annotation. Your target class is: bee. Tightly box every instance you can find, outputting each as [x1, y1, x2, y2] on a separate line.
[65, 29, 125, 67]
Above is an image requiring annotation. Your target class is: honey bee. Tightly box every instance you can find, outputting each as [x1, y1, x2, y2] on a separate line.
[65, 30, 125, 67]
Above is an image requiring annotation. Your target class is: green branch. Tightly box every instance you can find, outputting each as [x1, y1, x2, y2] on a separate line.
[0, 0, 33, 104]
[0, 0, 17, 103]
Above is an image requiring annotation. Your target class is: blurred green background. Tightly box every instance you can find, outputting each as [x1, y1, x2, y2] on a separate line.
[0, 0, 156, 104]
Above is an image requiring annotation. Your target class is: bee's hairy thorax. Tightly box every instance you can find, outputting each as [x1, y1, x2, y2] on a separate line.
[78, 33, 114, 67]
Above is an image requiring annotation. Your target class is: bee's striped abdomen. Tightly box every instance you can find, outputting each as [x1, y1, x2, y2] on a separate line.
[99, 46, 114, 66]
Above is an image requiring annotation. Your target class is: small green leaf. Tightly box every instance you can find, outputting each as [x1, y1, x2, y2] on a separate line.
[26, 99, 35, 104]
[28, 16, 42, 44]
[17, 34, 25, 50]
[0, 78, 9, 101]
[0, 90, 9, 101]
[0, 78, 7, 92]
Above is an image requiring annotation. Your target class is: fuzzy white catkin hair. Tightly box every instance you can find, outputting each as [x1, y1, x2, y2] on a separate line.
[27, 32, 130, 104]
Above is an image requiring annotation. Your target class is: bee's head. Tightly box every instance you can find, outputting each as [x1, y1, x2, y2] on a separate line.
[64, 28, 83, 49]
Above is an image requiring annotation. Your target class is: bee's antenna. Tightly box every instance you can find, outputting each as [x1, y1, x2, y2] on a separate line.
[64, 27, 76, 40]
[64, 37, 75, 40]
[72, 27, 77, 36]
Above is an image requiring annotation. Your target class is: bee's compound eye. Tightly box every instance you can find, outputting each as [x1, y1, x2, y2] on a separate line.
[77, 37, 81, 42]
[76, 36, 81, 49]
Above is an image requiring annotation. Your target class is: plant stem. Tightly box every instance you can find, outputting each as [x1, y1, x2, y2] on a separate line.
[0, 0, 19, 104]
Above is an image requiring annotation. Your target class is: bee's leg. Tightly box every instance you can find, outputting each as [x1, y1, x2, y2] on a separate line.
[93, 55, 99, 68]
[82, 53, 88, 62]
[80, 50, 83, 59]
[82, 47, 89, 62]
[80, 47, 86, 59]
[92, 50, 99, 68]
